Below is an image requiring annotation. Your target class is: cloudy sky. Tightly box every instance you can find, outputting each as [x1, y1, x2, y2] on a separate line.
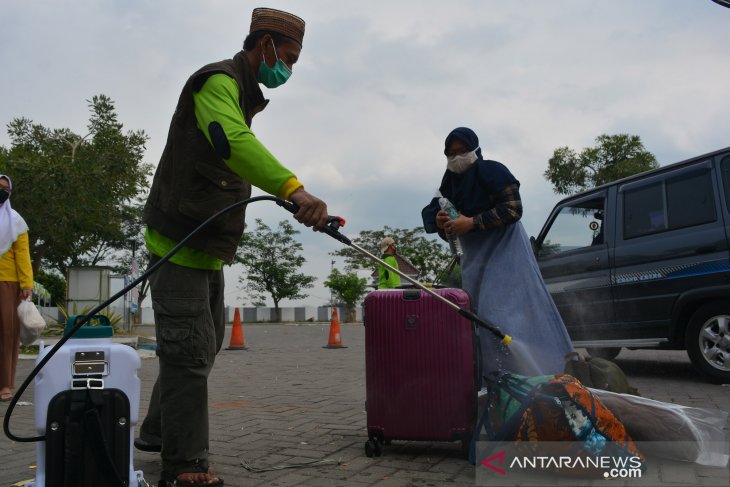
[2, 0, 729, 307]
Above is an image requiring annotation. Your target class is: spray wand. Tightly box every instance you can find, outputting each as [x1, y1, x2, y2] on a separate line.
[277, 200, 512, 345]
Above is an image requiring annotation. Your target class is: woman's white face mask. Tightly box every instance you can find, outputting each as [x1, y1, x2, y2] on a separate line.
[446, 149, 478, 174]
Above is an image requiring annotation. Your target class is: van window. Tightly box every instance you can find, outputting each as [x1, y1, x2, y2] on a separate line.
[667, 169, 716, 230]
[722, 155, 730, 212]
[623, 167, 716, 239]
[538, 197, 605, 258]
[624, 182, 665, 238]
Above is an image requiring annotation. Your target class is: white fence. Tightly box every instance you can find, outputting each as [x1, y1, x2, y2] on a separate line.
[40, 305, 364, 327]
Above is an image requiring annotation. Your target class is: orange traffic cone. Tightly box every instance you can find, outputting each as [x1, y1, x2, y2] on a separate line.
[226, 307, 248, 350]
[323, 307, 347, 349]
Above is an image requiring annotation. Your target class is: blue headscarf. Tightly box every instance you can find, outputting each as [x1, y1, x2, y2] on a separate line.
[443, 126, 481, 155]
[421, 127, 519, 233]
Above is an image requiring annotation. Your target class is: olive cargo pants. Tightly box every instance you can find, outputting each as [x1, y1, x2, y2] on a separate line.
[138, 256, 225, 476]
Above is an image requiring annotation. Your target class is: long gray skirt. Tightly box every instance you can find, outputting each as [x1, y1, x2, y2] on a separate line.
[460, 221, 573, 381]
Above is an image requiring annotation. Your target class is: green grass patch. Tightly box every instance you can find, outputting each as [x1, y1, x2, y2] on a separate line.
[19, 345, 40, 355]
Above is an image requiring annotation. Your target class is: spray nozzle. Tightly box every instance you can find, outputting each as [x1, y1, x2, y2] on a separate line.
[457, 308, 510, 345]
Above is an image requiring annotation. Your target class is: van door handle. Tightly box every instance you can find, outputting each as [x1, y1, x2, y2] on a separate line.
[695, 245, 716, 255]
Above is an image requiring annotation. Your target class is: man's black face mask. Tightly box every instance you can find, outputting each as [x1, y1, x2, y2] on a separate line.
[0, 189, 9, 204]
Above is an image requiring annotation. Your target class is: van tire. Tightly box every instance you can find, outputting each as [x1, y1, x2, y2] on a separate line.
[585, 347, 621, 360]
[686, 301, 730, 383]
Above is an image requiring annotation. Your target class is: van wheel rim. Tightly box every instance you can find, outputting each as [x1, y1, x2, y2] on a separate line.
[699, 314, 730, 371]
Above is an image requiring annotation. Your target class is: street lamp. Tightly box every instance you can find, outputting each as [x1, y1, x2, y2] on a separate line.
[330, 260, 335, 305]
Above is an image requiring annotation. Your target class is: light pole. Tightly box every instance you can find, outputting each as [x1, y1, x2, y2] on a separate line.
[330, 260, 335, 305]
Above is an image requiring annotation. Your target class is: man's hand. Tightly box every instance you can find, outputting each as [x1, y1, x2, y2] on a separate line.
[289, 188, 328, 231]
[20, 288, 32, 301]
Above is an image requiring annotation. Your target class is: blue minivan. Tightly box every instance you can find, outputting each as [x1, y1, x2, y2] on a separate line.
[532, 147, 730, 382]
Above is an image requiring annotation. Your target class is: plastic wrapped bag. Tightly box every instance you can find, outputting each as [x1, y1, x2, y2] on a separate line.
[18, 299, 46, 346]
[589, 387, 729, 467]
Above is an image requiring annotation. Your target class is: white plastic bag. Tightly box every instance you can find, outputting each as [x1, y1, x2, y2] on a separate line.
[18, 299, 46, 346]
[590, 387, 729, 467]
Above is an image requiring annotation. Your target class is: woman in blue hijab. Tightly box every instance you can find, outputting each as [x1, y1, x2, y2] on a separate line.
[422, 127, 573, 379]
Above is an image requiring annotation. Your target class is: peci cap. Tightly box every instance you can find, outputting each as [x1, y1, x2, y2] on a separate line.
[250, 7, 305, 46]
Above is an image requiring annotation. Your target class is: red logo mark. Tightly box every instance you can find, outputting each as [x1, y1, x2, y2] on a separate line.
[481, 451, 507, 475]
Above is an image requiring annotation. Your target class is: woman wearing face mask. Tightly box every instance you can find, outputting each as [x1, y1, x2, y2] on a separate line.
[0, 175, 33, 402]
[421, 127, 573, 379]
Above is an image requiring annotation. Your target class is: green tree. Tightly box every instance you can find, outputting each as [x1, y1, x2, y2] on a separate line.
[330, 226, 451, 283]
[544, 134, 658, 195]
[35, 269, 66, 307]
[0, 94, 152, 274]
[324, 268, 368, 322]
[236, 219, 316, 321]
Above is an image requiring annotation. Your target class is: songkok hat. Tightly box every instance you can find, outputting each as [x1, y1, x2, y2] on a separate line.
[380, 237, 396, 253]
[250, 7, 305, 46]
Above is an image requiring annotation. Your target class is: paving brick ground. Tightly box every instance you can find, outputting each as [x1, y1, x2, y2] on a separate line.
[2, 323, 729, 486]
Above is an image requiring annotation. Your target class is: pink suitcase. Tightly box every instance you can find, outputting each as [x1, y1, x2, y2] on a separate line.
[363, 288, 479, 457]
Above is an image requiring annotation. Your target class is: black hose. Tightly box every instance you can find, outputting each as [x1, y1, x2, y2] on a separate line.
[5, 193, 511, 442]
[3, 195, 288, 442]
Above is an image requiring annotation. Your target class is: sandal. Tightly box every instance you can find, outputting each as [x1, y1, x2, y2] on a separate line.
[0, 390, 12, 402]
[159, 467, 223, 486]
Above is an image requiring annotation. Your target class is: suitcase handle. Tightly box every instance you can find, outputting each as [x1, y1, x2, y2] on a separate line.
[403, 289, 421, 300]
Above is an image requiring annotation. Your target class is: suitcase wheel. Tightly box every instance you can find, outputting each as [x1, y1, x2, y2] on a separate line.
[460, 438, 471, 459]
[364, 439, 382, 457]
